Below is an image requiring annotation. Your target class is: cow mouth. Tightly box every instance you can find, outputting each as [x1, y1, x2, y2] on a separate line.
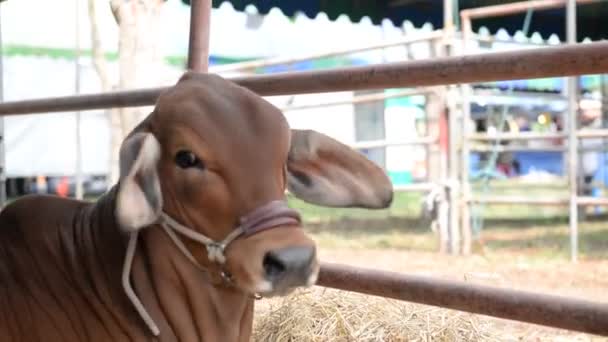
[255, 262, 320, 298]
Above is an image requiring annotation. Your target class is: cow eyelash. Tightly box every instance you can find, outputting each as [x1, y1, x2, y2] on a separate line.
[175, 150, 204, 169]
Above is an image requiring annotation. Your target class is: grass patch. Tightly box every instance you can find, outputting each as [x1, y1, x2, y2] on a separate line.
[289, 191, 608, 261]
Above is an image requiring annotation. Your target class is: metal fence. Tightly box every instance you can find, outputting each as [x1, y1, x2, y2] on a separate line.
[0, 0, 607, 337]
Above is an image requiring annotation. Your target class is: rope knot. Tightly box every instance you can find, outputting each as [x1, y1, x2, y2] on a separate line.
[206, 242, 226, 264]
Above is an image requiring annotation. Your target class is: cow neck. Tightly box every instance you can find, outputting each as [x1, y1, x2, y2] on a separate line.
[84, 186, 255, 341]
[137, 220, 255, 341]
[73, 187, 151, 340]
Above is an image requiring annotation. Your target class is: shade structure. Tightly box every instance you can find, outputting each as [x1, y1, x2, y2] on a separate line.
[180, 0, 608, 41]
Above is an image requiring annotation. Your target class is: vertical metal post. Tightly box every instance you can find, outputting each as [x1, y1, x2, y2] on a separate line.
[187, 0, 212, 72]
[444, 0, 460, 255]
[567, 0, 578, 262]
[459, 16, 473, 255]
[0, 3, 6, 206]
[444, 0, 454, 31]
[74, 0, 83, 200]
[430, 36, 450, 254]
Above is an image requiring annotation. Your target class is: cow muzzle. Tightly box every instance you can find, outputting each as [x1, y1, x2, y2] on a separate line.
[262, 245, 318, 296]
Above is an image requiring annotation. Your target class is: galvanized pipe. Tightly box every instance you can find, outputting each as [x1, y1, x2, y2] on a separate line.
[468, 132, 567, 141]
[468, 195, 608, 206]
[231, 41, 608, 96]
[461, 0, 596, 19]
[187, 0, 212, 72]
[281, 88, 436, 112]
[460, 14, 473, 256]
[393, 183, 436, 192]
[317, 262, 608, 336]
[210, 31, 443, 74]
[470, 144, 608, 152]
[577, 196, 608, 206]
[578, 128, 608, 138]
[567, 0, 579, 263]
[1, 42, 608, 115]
[350, 136, 437, 149]
[469, 144, 565, 152]
[469, 196, 569, 205]
[0, 88, 164, 116]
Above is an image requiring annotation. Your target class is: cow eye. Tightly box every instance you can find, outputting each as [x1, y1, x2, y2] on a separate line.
[175, 150, 203, 169]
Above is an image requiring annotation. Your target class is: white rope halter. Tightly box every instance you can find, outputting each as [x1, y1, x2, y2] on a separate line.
[121, 200, 301, 336]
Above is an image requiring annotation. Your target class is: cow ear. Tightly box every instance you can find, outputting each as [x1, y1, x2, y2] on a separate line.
[286, 129, 393, 209]
[115, 132, 163, 232]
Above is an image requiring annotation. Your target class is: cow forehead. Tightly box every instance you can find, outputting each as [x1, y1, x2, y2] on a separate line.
[152, 73, 291, 158]
[155, 73, 289, 135]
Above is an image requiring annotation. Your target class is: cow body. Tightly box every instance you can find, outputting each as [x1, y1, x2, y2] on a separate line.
[0, 191, 253, 341]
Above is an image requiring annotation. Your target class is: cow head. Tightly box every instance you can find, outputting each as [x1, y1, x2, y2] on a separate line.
[115, 72, 393, 297]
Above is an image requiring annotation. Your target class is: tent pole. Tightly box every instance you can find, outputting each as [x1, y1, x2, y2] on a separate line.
[187, 0, 212, 72]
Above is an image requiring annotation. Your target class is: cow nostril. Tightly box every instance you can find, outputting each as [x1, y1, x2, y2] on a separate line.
[262, 247, 315, 284]
[263, 252, 286, 279]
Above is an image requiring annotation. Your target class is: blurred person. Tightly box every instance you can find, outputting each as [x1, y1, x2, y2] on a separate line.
[579, 99, 602, 197]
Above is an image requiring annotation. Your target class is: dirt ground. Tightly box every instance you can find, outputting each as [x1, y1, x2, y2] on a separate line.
[316, 247, 608, 341]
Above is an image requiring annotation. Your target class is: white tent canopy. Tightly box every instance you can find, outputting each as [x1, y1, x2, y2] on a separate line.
[1, 0, 557, 178]
[1, 0, 422, 177]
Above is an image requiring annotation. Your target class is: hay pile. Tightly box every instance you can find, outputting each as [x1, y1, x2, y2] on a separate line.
[253, 288, 502, 342]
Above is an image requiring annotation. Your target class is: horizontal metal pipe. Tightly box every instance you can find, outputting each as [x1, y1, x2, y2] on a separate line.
[469, 195, 608, 206]
[468, 196, 569, 205]
[317, 262, 608, 336]
[393, 183, 436, 192]
[461, 0, 597, 20]
[211, 31, 444, 74]
[468, 132, 566, 141]
[232, 41, 608, 96]
[0, 87, 165, 116]
[471, 182, 569, 189]
[577, 196, 608, 206]
[577, 129, 608, 139]
[472, 33, 548, 46]
[469, 144, 608, 152]
[351, 136, 437, 149]
[1, 41, 608, 115]
[281, 88, 435, 112]
[469, 144, 566, 152]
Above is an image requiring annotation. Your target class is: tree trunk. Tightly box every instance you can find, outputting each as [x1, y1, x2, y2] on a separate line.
[111, 0, 164, 134]
[87, 0, 122, 185]
[86, 0, 164, 185]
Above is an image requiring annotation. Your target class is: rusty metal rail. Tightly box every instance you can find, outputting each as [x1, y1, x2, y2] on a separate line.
[318, 262, 608, 336]
[2, 0, 606, 337]
[187, 0, 212, 72]
[1, 41, 607, 115]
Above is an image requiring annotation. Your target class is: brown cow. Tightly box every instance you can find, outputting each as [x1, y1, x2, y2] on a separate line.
[0, 72, 393, 341]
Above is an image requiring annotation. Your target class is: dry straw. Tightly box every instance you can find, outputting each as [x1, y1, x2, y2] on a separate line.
[253, 288, 503, 342]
